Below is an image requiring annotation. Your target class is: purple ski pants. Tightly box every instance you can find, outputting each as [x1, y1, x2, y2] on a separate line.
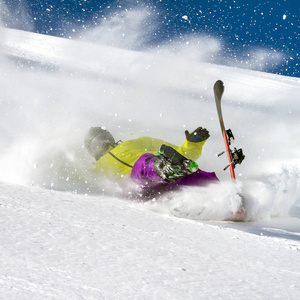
[130, 153, 218, 197]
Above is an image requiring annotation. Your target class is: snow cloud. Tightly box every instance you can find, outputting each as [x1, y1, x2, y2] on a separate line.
[79, 8, 157, 50]
[151, 34, 221, 63]
[78, 7, 221, 64]
[78, 7, 285, 74]
[231, 47, 285, 72]
[0, 0, 33, 32]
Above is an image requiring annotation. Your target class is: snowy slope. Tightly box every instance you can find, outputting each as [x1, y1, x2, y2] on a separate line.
[1, 183, 300, 299]
[0, 28, 300, 299]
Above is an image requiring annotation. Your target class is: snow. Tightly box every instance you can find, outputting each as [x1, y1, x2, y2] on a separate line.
[0, 27, 300, 299]
[1, 183, 300, 299]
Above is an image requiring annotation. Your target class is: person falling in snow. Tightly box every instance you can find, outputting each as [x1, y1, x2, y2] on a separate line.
[84, 126, 218, 198]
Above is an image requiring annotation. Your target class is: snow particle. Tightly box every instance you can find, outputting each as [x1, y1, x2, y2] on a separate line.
[283, 14, 287, 20]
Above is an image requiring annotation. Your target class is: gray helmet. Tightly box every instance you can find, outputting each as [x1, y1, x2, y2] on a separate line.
[84, 127, 115, 160]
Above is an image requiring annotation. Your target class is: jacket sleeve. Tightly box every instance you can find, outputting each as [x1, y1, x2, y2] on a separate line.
[173, 138, 207, 161]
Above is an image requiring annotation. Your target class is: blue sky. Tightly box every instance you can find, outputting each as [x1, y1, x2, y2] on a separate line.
[1, 0, 299, 77]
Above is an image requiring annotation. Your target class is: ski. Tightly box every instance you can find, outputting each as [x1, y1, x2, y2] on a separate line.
[214, 80, 245, 181]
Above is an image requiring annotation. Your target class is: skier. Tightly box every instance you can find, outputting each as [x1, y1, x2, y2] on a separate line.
[84, 126, 218, 197]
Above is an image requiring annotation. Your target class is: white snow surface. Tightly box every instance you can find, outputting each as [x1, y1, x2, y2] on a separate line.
[0, 28, 300, 299]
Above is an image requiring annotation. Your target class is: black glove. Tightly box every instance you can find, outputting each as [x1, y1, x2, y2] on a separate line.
[185, 127, 210, 142]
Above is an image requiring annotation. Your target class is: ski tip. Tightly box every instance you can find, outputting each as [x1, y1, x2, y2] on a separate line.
[213, 80, 225, 99]
[214, 80, 224, 88]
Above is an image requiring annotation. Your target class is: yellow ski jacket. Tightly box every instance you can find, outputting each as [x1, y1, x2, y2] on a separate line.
[93, 136, 207, 178]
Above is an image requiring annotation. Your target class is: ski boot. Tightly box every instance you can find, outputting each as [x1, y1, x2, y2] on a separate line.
[154, 144, 198, 182]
